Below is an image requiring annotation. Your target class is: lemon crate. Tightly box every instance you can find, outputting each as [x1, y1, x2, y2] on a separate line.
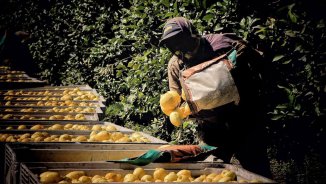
[0, 100, 106, 111]
[0, 80, 47, 89]
[19, 162, 276, 184]
[4, 143, 164, 184]
[0, 106, 104, 120]
[0, 90, 105, 102]
[0, 121, 132, 132]
[0, 112, 99, 121]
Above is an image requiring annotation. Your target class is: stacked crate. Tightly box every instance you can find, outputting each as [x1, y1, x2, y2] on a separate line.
[0, 67, 47, 89]
[0, 85, 166, 183]
[0, 66, 275, 184]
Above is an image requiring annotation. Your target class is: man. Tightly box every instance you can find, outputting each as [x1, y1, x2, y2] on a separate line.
[159, 17, 272, 178]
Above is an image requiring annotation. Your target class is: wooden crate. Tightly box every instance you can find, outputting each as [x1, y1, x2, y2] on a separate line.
[4, 143, 164, 184]
[19, 162, 276, 184]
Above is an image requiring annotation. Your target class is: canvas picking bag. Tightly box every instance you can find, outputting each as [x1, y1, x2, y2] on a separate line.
[180, 49, 240, 114]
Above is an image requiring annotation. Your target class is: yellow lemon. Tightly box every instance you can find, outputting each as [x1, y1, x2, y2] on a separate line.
[65, 171, 85, 180]
[164, 172, 178, 182]
[105, 125, 117, 131]
[123, 174, 137, 182]
[133, 167, 145, 179]
[206, 173, 217, 179]
[79, 176, 91, 183]
[153, 168, 167, 180]
[183, 103, 192, 116]
[40, 171, 61, 184]
[93, 131, 110, 141]
[193, 175, 206, 182]
[176, 169, 191, 177]
[161, 106, 174, 116]
[141, 175, 153, 182]
[160, 91, 180, 111]
[177, 174, 191, 182]
[221, 170, 236, 180]
[212, 174, 223, 182]
[169, 111, 182, 127]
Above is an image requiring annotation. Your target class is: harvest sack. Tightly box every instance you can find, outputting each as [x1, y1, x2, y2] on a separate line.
[180, 44, 243, 114]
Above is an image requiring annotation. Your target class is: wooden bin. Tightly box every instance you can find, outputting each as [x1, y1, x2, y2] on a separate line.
[0, 106, 104, 120]
[0, 121, 133, 132]
[0, 129, 166, 184]
[19, 162, 276, 184]
[4, 143, 164, 184]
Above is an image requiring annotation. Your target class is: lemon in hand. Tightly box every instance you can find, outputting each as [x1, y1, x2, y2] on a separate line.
[169, 110, 182, 127]
[160, 91, 181, 112]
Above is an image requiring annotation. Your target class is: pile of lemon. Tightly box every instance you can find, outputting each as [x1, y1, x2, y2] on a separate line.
[3, 124, 118, 131]
[160, 90, 191, 127]
[3, 100, 98, 107]
[0, 131, 150, 143]
[39, 167, 259, 183]
[0, 113, 87, 120]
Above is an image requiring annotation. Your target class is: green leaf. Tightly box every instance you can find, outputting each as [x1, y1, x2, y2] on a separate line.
[273, 55, 285, 62]
[161, 0, 170, 8]
[271, 114, 284, 121]
[276, 104, 288, 109]
[183, 121, 189, 128]
[282, 59, 292, 64]
[203, 14, 214, 21]
[288, 11, 297, 23]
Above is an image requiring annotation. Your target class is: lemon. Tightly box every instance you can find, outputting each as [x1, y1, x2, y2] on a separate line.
[193, 175, 206, 182]
[221, 170, 236, 180]
[183, 103, 192, 116]
[176, 170, 191, 177]
[105, 125, 117, 131]
[153, 168, 167, 180]
[218, 176, 233, 182]
[17, 125, 26, 130]
[105, 173, 123, 182]
[206, 173, 217, 179]
[40, 171, 61, 184]
[60, 95, 72, 101]
[50, 124, 63, 130]
[177, 174, 191, 182]
[169, 110, 182, 127]
[164, 172, 178, 182]
[78, 176, 91, 183]
[123, 174, 137, 182]
[161, 106, 174, 116]
[160, 91, 181, 111]
[133, 167, 145, 179]
[212, 174, 223, 182]
[93, 131, 110, 141]
[141, 175, 153, 182]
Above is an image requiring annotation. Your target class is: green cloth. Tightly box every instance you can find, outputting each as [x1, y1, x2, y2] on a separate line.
[228, 49, 237, 66]
[109, 145, 217, 166]
[110, 149, 163, 166]
[198, 144, 217, 151]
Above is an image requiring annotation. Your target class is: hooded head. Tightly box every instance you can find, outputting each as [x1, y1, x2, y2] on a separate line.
[159, 17, 200, 60]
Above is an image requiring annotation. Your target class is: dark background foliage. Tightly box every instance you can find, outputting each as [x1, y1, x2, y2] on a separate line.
[1, 0, 325, 183]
